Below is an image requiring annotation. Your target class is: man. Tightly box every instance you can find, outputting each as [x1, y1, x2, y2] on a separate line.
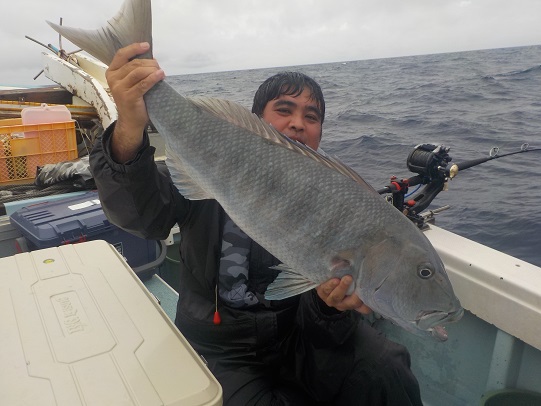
[90, 42, 423, 405]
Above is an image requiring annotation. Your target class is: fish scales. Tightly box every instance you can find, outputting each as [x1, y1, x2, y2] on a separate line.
[146, 82, 380, 278]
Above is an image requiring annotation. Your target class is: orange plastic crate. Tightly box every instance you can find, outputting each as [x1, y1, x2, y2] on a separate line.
[0, 118, 77, 185]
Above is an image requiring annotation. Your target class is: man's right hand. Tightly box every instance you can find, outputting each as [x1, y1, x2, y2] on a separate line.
[317, 276, 373, 315]
[106, 42, 165, 163]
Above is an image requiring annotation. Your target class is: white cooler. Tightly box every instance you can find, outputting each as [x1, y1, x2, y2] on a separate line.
[0, 240, 222, 406]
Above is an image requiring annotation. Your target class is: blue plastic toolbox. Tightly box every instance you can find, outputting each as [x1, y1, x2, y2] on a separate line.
[9, 191, 163, 278]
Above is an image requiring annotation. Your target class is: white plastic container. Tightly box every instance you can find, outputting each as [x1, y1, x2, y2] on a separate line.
[21, 103, 72, 138]
[0, 240, 223, 406]
[21, 103, 72, 125]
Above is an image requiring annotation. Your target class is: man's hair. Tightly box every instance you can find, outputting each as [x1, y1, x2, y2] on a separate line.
[251, 72, 325, 124]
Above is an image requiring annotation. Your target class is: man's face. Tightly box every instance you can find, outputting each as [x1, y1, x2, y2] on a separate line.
[261, 89, 323, 151]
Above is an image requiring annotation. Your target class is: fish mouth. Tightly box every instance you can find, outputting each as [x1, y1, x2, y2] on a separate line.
[416, 308, 464, 341]
[429, 325, 450, 341]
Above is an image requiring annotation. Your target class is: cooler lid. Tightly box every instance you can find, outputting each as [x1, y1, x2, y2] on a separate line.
[0, 240, 222, 405]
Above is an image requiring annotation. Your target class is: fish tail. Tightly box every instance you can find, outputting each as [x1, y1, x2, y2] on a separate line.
[46, 0, 153, 66]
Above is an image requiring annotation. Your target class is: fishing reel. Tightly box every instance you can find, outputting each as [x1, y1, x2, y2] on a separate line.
[406, 144, 452, 182]
[378, 142, 540, 228]
[378, 140, 541, 229]
[378, 144, 454, 228]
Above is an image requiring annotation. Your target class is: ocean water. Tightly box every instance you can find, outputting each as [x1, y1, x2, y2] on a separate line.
[168, 45, 541, 267]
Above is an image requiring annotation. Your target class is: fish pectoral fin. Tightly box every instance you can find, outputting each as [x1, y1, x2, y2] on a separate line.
[265, 264, 319, 300]
[328, 251, 362, 296]
[166, 145, 214, 200]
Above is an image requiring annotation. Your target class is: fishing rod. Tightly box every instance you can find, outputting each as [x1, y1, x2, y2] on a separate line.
[26, 17, 82, 80]
[378, 143, 541, 228]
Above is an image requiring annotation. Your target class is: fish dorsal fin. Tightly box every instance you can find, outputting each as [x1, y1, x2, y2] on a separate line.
[47, 0, 153, 66]
[265, 264, 319, 300]
[189, 96, 377, 191]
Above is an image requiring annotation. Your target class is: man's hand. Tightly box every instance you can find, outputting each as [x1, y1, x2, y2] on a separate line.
[316, 275, 372, 315]
[106, 42, 165, 163]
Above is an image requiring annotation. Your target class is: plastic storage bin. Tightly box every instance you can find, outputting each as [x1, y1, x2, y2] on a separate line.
[9, 191, 160, 278]
[0, 117, 77, 184]
[21, 103, 72, 126]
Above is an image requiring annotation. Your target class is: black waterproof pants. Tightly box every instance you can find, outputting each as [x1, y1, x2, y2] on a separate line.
[201, 319, 423, 406]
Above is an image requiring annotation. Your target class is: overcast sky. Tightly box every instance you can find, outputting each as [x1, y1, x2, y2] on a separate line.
[1, 0, 540, 87]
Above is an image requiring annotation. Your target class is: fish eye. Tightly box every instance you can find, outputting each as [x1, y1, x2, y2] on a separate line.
[418, 267, 434, 279]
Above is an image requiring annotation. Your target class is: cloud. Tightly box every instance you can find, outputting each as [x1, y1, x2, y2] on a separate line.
[1, 0, 540, 86]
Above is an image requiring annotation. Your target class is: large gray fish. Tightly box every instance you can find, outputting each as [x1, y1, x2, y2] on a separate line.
[48, 0, 463, 340]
